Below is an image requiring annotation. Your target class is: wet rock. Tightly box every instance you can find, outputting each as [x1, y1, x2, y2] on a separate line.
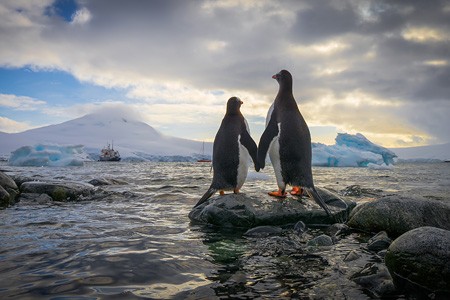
[0, 171, 18, 190]
[377, 249, 387, 258]
[367, 231, 392, 252]
[340, 185, 383, 197]
[0, 185, 10, 207]
[189, 187, 356, 228]
[293, 221, 307, 235]
[385, 226, 450, 297]
[327, 223, 350, 237]
[343, 250, 361, 262]
[248, 235, 303, 257]
[244, 226, 282, 237]
[20, 181, 95, 202]
[0, 171, 20, 207]
[341, 185, 363, 196]
[307, 234, 333, 247]
[348, 195, 450, 237]
[18, 193, 53, 204]
[350, 263, 396, 298]
[88, 177, 127, 186]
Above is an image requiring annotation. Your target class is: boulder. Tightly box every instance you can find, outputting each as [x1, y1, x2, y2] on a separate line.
[0, 185, 10, 207]
[385, 227, 450, 297]
[189, 187, 355, 228]
[20, 181, 95, 202]
[347, 195, 450, 237]
[0, 171, 18, 190]
[0, 171, 20, 208]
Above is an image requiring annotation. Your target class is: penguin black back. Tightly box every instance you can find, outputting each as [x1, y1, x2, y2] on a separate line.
[194, 97, 258, 208]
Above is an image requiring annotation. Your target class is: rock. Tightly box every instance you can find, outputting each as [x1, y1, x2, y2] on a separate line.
[307, 234, 333, 247]
[341, 185, 362, 196]
[0, 171, 18, 190]
[293, 221, 307, 235]
[20, 181, 95, 202]
[385, 226, 450, 297]
[327, 223, 350, 237]
[350, 263, 396, 298]
[248, 235, 304, 257]
[88, 177, 127, 186]
[244, 226, 282, 237]
[343, 250, 361, 262]
[18, 193, 53, 204]
[347, 195, 450, 237]
[189, 187, 355, 228]
[0, 171, 20, 208]
[0, 185, 10, 208]
[367, 231, 392, 252]
[340, 185, 383, 197]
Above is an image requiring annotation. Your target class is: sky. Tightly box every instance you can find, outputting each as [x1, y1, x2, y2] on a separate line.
[0, 0, 449, 148]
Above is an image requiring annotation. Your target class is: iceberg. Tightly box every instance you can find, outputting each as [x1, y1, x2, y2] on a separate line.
[312, 133, 397, 167]
[8, 144, 86, 167]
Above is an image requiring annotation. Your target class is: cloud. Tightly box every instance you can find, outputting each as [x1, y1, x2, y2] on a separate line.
[70, 7, 92, 25]
[0, 94, 46, 110]
[0, 116, 35, 133]
[0, 0, 449, 146]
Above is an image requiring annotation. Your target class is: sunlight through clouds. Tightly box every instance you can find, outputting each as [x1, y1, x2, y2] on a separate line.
[0, 0, 449, 147]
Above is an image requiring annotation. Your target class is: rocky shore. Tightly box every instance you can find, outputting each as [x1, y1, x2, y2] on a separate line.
[2, 169, 449, 298]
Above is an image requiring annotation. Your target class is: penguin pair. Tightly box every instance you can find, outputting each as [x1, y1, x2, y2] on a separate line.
[194, 70, 331, 217]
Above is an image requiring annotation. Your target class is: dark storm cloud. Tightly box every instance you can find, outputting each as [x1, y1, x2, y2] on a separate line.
[1, 0, 450, 144]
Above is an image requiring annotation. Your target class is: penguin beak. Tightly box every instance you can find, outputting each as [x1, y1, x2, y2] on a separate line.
[240, 100, 243, 105]
[272, 74, 279, 80]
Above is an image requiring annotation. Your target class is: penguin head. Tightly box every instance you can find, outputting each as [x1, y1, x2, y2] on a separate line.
[226, 97, 243, 115]
[272, 69, 293, 89]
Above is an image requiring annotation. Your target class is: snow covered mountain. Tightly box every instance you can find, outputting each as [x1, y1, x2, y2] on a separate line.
[390, 143, 450, 161]
[0, 109, 212, 161]
[1, 107, 448, 164]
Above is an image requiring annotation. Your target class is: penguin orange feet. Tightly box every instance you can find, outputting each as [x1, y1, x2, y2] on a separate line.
[290, 186, 303, 196]
[233, 188, 240, 194]
[268, 189, 287, 198]
[220, 190, 225, 196]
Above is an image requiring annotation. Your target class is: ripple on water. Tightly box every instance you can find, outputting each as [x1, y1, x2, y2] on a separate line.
[0, 162, 448, 298]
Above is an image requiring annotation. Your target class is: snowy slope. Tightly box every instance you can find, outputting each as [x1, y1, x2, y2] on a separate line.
[0, 110, 212, 160]
[390, 143, 450, 161]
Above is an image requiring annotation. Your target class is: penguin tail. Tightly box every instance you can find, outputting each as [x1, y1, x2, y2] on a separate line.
[193, 187, 217, 208]
[304, 186, 332, 217]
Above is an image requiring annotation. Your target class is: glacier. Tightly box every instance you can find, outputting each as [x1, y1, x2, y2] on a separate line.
[6, 133, 397, 168]
[8, 144, 86, 167]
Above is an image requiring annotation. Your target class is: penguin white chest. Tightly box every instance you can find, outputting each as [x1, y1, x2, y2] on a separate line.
[237, 135, 250, 189]
[268, 123, 284, 189]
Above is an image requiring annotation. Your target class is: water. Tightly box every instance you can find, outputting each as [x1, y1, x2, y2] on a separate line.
[0, 162, 449, 299]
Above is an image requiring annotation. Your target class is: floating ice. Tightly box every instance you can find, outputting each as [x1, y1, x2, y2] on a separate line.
[312, 133, 397, 167]
[8, 144, 86, 167]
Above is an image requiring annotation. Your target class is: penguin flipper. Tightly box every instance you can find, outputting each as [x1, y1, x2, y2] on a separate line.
[240, 127, 259, 171]
[193, 187, 217, 208]
[304, 187, 332, 217]
[257, 117, 279, 169]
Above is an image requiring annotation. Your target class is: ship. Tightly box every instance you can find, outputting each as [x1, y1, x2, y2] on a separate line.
[99, 142, 121, 161]
[197, 141, 211, 163]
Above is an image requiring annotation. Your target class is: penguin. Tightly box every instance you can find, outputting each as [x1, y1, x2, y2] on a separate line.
[257, 70, 332, 216]
[194, 97, 259, 208]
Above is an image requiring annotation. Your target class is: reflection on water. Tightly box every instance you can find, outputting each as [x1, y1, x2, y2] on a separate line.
[0, 162, 449, 299]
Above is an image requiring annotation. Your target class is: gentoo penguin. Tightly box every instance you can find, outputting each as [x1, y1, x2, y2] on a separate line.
[194, 97, 259, 208]
[257, 70, 332, 216]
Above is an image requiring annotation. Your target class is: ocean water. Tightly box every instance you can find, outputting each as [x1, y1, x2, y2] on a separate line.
[0, 162, 449, 299]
